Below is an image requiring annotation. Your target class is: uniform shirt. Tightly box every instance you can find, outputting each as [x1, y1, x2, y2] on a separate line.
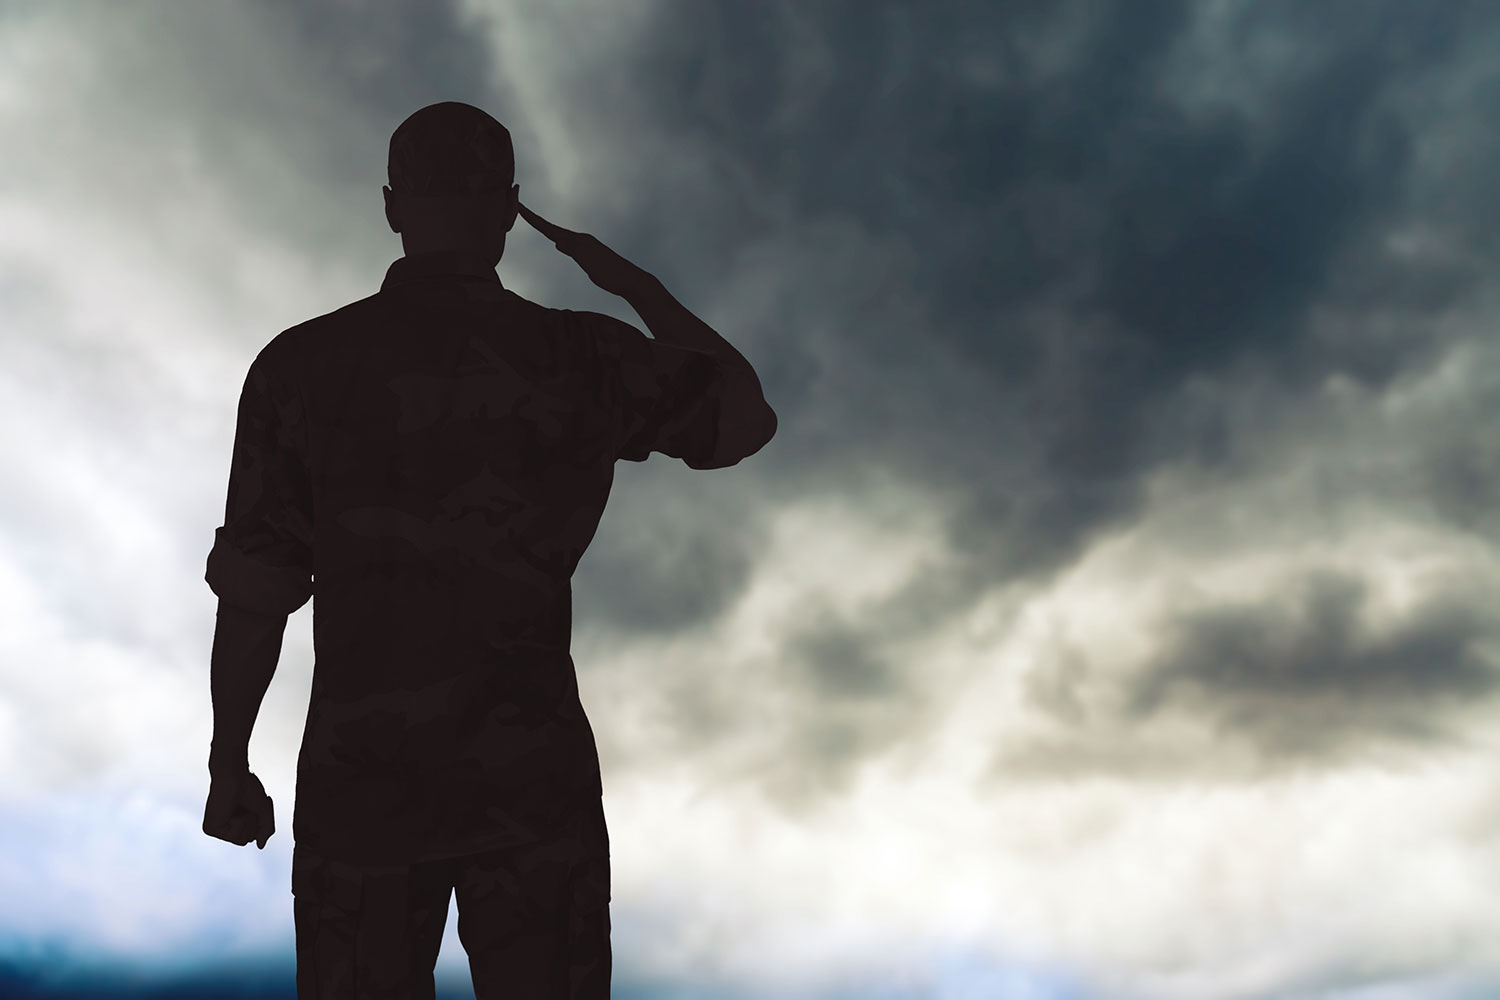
[205, 249, 730, 865]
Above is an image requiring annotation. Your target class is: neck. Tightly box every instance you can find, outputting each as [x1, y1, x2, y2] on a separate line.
[402, 239, 502, 267]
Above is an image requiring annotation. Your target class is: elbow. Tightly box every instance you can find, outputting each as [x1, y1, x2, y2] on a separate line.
[737, 401, 777, 456]
[753, 405, 777, 452]
[734, 408, 776, 463]
[692, 403, 778, 469]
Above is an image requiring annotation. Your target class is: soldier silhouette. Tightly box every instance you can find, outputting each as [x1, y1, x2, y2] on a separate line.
[200, 101, 777, 998]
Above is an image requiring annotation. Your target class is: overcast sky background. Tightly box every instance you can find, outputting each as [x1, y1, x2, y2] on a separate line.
[3, 1, 1500, 998]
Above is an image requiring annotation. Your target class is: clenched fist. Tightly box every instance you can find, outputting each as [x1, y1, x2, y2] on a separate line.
[203, 765, 275, 850]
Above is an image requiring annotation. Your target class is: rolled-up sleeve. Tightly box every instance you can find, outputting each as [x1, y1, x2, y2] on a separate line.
[205, 347, 314, 616]
[592, 319, 726, 467]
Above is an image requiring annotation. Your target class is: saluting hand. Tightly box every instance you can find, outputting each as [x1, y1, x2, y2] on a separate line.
[517, 201, 655, 299]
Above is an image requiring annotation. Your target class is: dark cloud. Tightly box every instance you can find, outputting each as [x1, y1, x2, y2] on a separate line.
[725, 611, 918, 814]
[151, 0, 1500, 796]
[1134, 569, 1498, 705]
[989, 568, 1500, 784]
[17, 3, 1500, 990]
[787, 614, 902, 701]
[68, 0, 1500, 778]
[552, 1, 1499, 616]
[1420, 422, 1500, 540]
[575, 481, 763, 634]
[1098, 50, 1400, 384]
[621, 550, 1016, 816]
[1103, 570, 1494, 773]
[253, 0, 500, 177]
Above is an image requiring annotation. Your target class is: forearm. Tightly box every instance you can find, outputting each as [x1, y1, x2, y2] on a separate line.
[209, 599, 289, 770]
[623, 275, 770, 402]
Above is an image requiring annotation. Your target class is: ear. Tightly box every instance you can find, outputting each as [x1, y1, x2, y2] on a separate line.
[504, 182, 520, 234]
[383, 185, 401, 234]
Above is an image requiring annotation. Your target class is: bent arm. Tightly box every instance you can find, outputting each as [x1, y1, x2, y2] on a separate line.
[623, 275, 767, 393]
[622, 275, 778, 466]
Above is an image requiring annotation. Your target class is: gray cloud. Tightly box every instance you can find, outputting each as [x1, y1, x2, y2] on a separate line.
[1000, 568, 1500, 784]
[577, 487, 761, 633]
[12, 0, 1494, 795]
[10, 1, 1500, 992]
[1129, 570, 1500, 749]
[259, 0, 497, 130]
[567, 0, 1500, 617]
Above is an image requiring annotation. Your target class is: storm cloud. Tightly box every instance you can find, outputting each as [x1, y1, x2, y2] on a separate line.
[4, 1, 1500, 997]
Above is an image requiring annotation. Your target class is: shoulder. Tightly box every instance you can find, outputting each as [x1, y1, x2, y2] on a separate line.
[507, 299, 652, 372]
[278, 293, 384, 344]
[540, 302, 640, 340]
[257, 294, 382, 368]
[552, 308, 650, 364]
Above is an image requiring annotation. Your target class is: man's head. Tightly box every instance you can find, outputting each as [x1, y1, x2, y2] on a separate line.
[383, 102, 520, 266]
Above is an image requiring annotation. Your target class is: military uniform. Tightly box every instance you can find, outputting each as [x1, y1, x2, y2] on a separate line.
[207, 248, 728, 997]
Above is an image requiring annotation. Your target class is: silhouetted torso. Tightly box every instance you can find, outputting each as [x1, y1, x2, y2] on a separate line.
[206, 249, 726, 866]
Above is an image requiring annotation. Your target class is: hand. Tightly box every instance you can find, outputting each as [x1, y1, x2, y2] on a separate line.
[203, 765, 275, 849]
[517, 201, 655, 299]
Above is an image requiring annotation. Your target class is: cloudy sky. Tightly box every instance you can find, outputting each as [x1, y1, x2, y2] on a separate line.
[3, 1, 1500, 997]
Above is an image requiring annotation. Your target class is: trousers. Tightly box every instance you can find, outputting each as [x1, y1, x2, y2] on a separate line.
[291, 796, 611, 999]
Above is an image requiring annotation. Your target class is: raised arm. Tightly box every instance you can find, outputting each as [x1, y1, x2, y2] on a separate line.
[619, 276, 777, 465]
[517, 201, 777, 466]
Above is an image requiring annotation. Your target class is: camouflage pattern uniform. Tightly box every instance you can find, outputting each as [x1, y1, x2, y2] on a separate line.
[206, 247, 728, 997]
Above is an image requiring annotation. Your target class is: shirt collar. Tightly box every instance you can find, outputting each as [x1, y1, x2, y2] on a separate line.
[381, 250, 504, 292]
